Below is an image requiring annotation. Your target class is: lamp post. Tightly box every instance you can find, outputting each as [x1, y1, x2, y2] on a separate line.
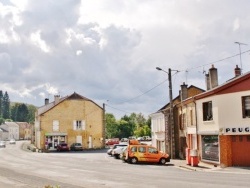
[156, 67, 175, 159]
[235, 41, 247, 73]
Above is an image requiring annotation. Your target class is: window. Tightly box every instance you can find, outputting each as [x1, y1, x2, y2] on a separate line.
[202, 135, 219, 162]
[190, 109, 193, 126]
[148, 147, 158, 154]
[242, 96, 250, 118]
[138, 146, 146, 153]
[73, 120, 86, 130]
[203, 101, 213, 121]
[179, 113, 186, 130]
[53, 120, 59, 131]
[76, 121, 82, 129]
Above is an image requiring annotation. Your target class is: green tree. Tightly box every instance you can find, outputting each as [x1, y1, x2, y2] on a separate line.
[0, 117, 4, 124]
[2, 91, 10, 119]
[11, 103, 19, 121]
[27, 104, 37, 123]
[105, 113, 117, 138]
[17, 103, 29, 122]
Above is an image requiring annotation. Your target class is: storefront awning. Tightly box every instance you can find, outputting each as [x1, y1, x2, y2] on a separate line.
[45, 132, 67, 136]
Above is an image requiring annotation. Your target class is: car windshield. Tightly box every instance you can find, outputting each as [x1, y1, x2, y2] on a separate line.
[61, 144, 67, 146]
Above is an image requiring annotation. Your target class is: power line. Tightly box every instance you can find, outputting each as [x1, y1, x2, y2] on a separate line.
[180, 49, 250, 72]
[107, 48, 250, 114]
[112, 78, 169, 105]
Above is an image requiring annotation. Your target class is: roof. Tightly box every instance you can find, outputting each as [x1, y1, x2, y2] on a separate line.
[4, 122, 19, 127]
[37, 92, 103, 116]
[194, 71, 250, 100]
[157, 85, 205, 112]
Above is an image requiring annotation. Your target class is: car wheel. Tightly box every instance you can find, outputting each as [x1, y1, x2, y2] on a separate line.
[159, 158, 167, 165]
[131, 157, 138, 164]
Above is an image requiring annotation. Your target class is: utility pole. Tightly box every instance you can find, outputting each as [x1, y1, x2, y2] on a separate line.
[168, 68, 175, 159]
[102, 103, 106, 148]
[156, 67, 176, 159]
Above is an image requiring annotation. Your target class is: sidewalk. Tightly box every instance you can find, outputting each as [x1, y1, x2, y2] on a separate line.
[171, 159, 250, 174]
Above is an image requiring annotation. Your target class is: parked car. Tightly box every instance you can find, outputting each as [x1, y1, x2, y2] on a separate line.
[120, 138, 128, 143]
[105, 138, 119, 145]
[112, 146, 128, 159]
[9, 139, 16, 144]
[125, 144, 170, 165]
[57, 143, 69, 152]
[137, 137, 144, 141]
[70, 143, 83, 151]
[0, 141, 6, 148]
[143, 136, 152, 141]
[120, 146, 128, 161]
[107, 144, 128, 155]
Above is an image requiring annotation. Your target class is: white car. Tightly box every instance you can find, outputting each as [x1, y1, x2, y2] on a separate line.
[0, 141, 6, 148]
[9, 139, 16, 144]
[112, 146, 127, 159]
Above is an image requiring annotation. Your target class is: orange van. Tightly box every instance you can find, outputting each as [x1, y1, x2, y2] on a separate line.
[125, 141, 170, 164]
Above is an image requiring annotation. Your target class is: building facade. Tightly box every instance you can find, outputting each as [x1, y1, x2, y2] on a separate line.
[195, 65, 250, 166]
[150, 84, 204, 158]
[0, 122, 19, 140]
[35, 92, 104, 151]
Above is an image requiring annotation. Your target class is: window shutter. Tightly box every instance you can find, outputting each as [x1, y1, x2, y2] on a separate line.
[73, 120, 76, 130]
[82, 120, 86, 130]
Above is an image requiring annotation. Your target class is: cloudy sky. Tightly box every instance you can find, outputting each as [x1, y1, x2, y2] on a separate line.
[1, 0, 250, 119]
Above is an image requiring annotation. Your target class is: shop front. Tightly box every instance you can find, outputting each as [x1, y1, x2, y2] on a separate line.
[45, 133, 68, 150]
[201, 135, 219, 162]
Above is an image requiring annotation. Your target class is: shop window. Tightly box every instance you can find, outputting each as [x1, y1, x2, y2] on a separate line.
[201, 135, 219, 162]
[203, 101, 213, 121]
[242, 96, 250, 118]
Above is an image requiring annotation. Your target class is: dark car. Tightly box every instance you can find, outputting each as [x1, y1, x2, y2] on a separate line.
[57, 143, 69, 152]
[70, 143, 83, 151]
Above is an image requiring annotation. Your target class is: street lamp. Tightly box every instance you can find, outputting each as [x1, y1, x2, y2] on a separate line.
[235, 42, 247, 73]
[156, 67, 175, 159]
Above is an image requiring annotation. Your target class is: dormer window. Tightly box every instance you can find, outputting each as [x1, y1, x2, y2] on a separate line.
[242, 96, 250, 118]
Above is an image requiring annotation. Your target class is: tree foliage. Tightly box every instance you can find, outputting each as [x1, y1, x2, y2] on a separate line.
[105, 112, 151, 139]
[2, 91, 10, 119]
[0, 90, 37, 124]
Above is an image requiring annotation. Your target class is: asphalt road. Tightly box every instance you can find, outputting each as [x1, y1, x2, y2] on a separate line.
[0, 141, 250, 188]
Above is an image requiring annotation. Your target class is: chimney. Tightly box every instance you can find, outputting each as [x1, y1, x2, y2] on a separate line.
[234, 65, 241, 77]
[209, 64, 218, 89]
[54, 95, 60, 104]
[180, 82, 188, 101]
[205, 73, 210, 91]
[45, 98, 49, 105]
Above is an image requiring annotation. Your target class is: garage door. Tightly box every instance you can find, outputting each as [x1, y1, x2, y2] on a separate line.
[232, 135, 250, 166]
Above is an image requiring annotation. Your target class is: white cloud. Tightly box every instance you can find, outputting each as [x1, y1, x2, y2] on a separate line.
[1, 0, 250, 118]
[30, 30, 51, 53]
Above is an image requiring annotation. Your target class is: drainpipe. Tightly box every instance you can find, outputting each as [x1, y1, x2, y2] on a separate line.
[193, 97, 199, 155]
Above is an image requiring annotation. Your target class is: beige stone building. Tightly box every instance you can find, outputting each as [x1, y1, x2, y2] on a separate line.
[34, 92, 104, 151]
[16, 122, 32, 140]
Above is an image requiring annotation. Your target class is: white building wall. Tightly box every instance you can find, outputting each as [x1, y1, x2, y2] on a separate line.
[196, 96, 219, 135]
[216, 90, 250, 135]
[197, 90, 250, 135]
[150, 112, 165, 148]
